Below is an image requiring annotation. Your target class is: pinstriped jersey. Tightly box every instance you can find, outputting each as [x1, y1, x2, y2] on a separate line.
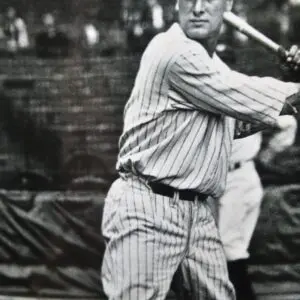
[116, 23, 298, 198]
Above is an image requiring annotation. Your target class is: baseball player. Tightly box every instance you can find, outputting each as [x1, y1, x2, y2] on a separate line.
[219, 115, 297, 300]
[101, 0, 300, 299]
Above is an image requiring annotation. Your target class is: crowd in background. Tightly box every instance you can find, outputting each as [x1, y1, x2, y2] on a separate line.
[0, 6, 71, 58]
[0, 0, 171, 58]
[1, 0, 300, 58]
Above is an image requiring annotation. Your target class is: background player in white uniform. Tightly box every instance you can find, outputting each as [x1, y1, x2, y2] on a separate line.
[219, 115, 298, 300]
[101, 0, 300, 299]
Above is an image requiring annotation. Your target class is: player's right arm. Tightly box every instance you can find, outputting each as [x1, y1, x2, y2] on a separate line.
[168, 43, 300, 128]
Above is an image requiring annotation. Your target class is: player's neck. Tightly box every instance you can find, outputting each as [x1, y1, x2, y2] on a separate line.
[199, 37, 218, 57]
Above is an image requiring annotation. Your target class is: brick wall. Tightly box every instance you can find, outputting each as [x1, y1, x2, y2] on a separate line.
[0, 56, 139, 187]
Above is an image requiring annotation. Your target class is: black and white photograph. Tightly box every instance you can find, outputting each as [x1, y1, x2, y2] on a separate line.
[0, 0, 300, 299]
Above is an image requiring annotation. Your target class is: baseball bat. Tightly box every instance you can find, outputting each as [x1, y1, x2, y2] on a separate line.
[223, 11, 288, 59]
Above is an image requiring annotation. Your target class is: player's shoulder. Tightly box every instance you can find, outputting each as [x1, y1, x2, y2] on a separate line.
[145, 23, 210, 66]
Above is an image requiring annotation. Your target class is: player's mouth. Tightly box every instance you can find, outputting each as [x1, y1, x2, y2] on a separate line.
[190, 19, 209, 26]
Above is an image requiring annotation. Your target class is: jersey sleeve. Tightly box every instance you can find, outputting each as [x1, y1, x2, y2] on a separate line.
[169, 45, 298, 127]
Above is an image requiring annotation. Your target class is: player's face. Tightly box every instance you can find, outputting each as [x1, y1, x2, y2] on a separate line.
[178, 0, 233, 42]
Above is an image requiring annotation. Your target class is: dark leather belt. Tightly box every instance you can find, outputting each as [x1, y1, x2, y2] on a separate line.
[148, 182, 207, 202]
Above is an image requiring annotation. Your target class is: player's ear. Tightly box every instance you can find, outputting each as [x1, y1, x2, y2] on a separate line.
[225, 0, 233, 11]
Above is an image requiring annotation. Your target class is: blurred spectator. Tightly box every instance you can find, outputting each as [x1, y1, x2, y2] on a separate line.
[82, 21, 99, 49]
[125, 9, 144, 53]
[35, 13, 71, 58]
[98, 20, 126, 56]
[121, 0, 131, 28]
[126, 0, 165, 53]
[141, 0, 165, 32]
[163, 1, 178, 28]
[140, 0, 165, 43]
[3, 7, 29, 55]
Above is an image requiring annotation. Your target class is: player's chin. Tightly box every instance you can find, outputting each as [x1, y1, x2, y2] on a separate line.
[186, 28, 209, 42]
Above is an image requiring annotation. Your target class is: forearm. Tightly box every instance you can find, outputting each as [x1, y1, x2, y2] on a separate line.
[169, 48, 298, 126]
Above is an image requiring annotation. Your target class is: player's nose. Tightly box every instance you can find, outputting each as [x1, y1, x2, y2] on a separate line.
[193, 0, 205, 16]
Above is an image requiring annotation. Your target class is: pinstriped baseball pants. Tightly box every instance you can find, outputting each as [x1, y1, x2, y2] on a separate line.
[101, 176, 235, 300]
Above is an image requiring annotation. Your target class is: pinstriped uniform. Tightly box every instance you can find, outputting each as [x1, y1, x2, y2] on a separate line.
[101, 23, 298, 300]
[102, 176, 234, 299]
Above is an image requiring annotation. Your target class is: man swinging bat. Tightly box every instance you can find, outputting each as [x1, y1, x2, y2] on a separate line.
[101, 0, 300, 299]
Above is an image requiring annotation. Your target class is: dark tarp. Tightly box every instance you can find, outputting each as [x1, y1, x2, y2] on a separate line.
[0, 190, 106, 297]
[249, 185, 300, 297]
[250, 185, 300, 263]
[256, 146, 300, 186]
[0, 184, 300, 298]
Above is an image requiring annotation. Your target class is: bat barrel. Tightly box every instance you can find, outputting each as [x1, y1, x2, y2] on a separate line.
[223, 12, 288, 58]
